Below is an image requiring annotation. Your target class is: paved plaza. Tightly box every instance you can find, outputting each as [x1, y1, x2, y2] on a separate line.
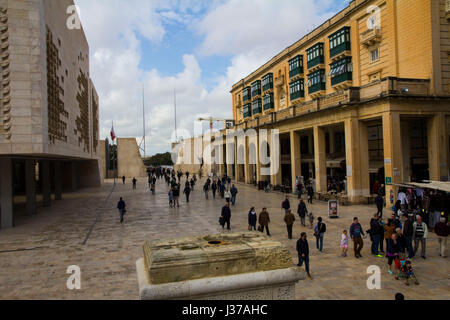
[0, 178, 448, 300]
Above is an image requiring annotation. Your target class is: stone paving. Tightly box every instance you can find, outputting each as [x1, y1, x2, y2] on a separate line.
[0, 178, 449, 300]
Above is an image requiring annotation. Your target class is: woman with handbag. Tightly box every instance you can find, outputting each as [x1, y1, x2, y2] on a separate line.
[248, 207, 257, 231]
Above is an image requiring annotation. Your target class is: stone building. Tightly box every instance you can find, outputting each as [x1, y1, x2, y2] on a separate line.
[0, 0, 101, 229]
[175, 0, 450, 204]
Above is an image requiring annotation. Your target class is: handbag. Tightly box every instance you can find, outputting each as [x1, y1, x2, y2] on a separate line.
[219, 216, 224, 226]
[248, 225, 252, 231]
[257, 225, 263, 232]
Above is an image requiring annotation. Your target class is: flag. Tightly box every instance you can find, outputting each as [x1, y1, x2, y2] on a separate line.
[110, 123, 116, 141]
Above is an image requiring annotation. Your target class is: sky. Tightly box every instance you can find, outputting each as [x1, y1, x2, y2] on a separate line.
[75, 0, 350, 157]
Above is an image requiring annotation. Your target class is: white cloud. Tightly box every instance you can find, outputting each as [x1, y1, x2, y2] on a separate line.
[75, 0, 346, 156]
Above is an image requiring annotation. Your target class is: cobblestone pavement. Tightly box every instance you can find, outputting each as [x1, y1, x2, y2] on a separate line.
[0, 178, 449, 300]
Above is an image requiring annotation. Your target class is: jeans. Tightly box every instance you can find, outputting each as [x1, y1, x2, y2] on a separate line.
[299, 215, 306, 226]
[212, 190, 216, 198]
[185, 194, 190, 202]
[353, 237, 363, 257]
[286, 225, 293, 239]
[371, 234, 380, 255]
[316, 233, 324, 252]
[379, 235, 384, 252]
[414, 237, 426, 257]
[119, 209, 124, 223]
[261, 225, 270, 236]
[250, 224, 256, 231]
[297, 255, 310, 274]
[377, 205, 383, 218]
[205, 191, 209, 199]
[405, 235, 414, 258]
[222, 218, 230, 230]
[231, 195, 236, 205]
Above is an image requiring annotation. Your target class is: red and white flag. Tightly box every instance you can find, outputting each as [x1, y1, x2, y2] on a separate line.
[110, 123, 116, 141]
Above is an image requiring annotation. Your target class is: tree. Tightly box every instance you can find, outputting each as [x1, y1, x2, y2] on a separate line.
[143, 152, 174, 167]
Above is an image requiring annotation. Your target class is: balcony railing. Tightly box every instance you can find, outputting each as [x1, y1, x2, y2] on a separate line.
[252, 106, 262, 115]
[360, 28, 381, 47]
[330, 42, 351, 59]
[290, 91, 304, 101]
[307, 56, 324, 70]
[289, 67, 303, 79]
[308, 82, 326, 94]
[262, 82, 273, 92]
[331, 72, 352, 86]
[263, 102, 274, 111]
[251, 89, 261, 97]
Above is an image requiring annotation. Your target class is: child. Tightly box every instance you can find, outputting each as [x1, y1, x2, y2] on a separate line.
[168, 190, 174, 208]
[308, 211, 314, 229]
[340, 230, 349, 257]
[396, 259, 419, 286]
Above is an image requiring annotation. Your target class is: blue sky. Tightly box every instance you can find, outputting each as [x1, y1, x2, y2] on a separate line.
[76, 0, 351, 156]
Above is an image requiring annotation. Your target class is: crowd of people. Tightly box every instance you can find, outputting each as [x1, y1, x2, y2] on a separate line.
[115, 168, 449, 286]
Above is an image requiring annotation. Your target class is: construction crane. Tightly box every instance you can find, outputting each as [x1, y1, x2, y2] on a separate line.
[198, 117, 235, 130]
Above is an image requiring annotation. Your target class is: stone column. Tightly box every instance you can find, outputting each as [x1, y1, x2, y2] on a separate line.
[25, 159, 36, 216]
[226, 139, 234, 180]
[269, 132, 282, 186]
[54, 161, 62, 201]
[428, 114, 449, 181]
[344, 119, 369, 202]
[41, 160, 51, 207]
[401, 120, 411, 182]
[290, 130, 301, 193]
[0, 158, 14, 229]
[71, 161, 78, 192]
[313, 126, 327, 193]
[383, 112, 404, 203]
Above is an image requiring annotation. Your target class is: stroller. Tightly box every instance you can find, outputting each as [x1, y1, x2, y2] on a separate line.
[395, 258, 419, 286]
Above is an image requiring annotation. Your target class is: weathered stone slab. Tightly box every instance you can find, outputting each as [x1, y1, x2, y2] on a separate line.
[142, 233, 293, 285]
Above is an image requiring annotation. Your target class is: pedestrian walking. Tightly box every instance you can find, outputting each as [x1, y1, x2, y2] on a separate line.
[203, 182, 210, 200]
[172, 184, 180, 207]
[296, 232, 311, 278]
[402, 214, 414, 259]
[386, 233, 402, 275]
[340, 230, 349, 257]
[258, 208, 271, 236]
[369, 214, 383, 257]
[375, 194, 384, 218]
[308, 211, 314, 229]
[117, 197, 126, 223]
[168, 189, 174, 208]
[284, 209, 296, 239]
[248, 207, 257, 231]
[183, 183, 191, 203]
[221, 202, 231, 230]
[224, 189, 231, 204]
[132, 177, 137, 190]
[297, 199, 307, 226]
[413, 215, 428, 259]
[211, 181, 217, 199]
[281, 196, 290, 214]
[230, 185, 238, 206]
[122, 176, 126, 184]
[307, 184, 314, 204]
[314, 217, 326, 252]
[350, 217, 365, 258]
[151, 181, 156, 195]
[434, 216, 449, 258]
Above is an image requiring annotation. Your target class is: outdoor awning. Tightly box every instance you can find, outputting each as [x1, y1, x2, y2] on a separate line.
[395, 180, 450, 193]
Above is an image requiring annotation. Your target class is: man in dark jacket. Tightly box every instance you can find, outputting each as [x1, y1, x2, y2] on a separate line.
[221, 202, 231, 230]
[297, 199, 308, 226]
[296, 232, 311, 278]
[402, 214, 414, 258]
[117, 197, 126, 223]
[183, 183, 191, 203]
[434, 216, 449, 258]
[282, 196, 291, 214]
[369, 214, 383, 257]
[350, 217, 365, 258]
[284, 210, 296, 239]
[375, 194, 384, 218]
[307, 185, 314, 204]
[230, 185, 238, 206]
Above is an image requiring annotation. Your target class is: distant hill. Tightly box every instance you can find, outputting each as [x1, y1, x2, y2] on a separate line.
[143, 152, 174, 167]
